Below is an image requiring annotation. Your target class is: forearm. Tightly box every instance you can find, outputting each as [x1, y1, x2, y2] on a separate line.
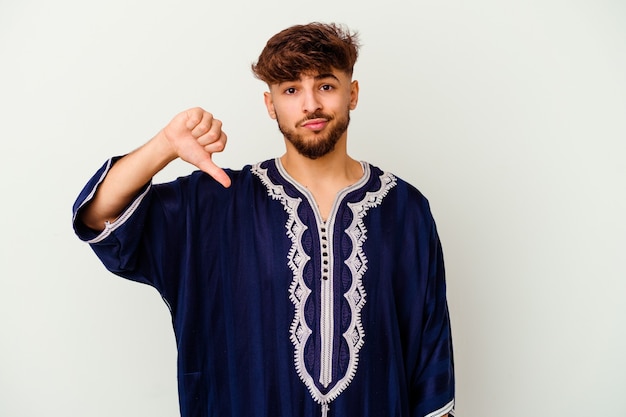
[79, 131, 176, 231]
[79, 107, 229, 231]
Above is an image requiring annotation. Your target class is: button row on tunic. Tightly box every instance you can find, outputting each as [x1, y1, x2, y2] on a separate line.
[321, 227, 329, 281]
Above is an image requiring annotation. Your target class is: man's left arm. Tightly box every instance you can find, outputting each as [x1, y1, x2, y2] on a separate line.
[409, 215, 455, 417]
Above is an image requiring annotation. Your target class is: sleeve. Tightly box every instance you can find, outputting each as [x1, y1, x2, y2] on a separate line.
[71, 157, 188, 308]
[410, 213, 456, 417]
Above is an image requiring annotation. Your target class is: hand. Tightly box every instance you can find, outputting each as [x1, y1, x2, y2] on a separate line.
[161, 107, 231, 187]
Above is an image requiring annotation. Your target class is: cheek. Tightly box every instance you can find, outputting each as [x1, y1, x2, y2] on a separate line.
[273, 103, 298, 121]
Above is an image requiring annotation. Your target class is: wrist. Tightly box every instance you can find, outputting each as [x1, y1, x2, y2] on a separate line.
[150, 130, 179, 167]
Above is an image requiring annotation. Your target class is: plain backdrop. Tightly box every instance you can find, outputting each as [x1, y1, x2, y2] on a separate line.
[1, 1, 625, 416]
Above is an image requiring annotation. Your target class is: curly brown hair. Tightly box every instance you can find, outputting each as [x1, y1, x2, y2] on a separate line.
[251, 22, 360, 85]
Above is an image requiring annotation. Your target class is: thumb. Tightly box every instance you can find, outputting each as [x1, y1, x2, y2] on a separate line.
[191, 153, 232, 188]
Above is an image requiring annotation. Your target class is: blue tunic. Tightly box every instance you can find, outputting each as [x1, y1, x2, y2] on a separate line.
[72, 157, 455, 417]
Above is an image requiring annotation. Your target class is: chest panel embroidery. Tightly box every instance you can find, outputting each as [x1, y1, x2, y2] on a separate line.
[252, 161, 397, 414]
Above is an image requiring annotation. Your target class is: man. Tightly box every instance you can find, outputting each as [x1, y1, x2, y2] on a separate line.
[73, 22, 455, 417]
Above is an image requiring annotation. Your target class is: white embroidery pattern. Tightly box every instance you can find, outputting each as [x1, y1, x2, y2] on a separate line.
[252, 162, 397, 409]
[251, 163, 314, 390]
[339, 171, 397, 395]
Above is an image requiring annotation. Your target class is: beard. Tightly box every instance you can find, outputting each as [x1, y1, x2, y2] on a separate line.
[277, 108, 350, 160]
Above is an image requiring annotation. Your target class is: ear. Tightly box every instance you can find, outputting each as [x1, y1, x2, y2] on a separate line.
[264, 91, 277, 119]
[349, 80, 359, 110]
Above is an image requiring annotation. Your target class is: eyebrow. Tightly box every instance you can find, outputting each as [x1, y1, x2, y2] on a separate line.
[277, 73, 341, 86]
[314, 73, 340, 82]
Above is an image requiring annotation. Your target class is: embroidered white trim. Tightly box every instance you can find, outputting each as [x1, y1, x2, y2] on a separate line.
[250, 163, 314, 396]
[251, 161, 397, 409]
[340, 171, 397, 395]
[274, 159, 371, 401]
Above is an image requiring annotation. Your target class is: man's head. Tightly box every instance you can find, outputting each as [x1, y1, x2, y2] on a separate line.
[252, 23, 361, 160]
[252, 22, 360, 85]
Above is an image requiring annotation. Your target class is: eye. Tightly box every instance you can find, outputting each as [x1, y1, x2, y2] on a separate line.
[320, 84, 334, 91]
[284, 87, 297, 95]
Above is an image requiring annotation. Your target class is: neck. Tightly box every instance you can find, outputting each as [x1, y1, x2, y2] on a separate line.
[280, 138, 362, 189]
[280, 141, 363, 222]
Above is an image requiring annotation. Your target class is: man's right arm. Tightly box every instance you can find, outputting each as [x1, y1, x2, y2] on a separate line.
[79, 107, 231, 231]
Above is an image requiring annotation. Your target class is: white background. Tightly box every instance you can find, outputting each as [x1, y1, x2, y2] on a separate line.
[1, 1, 625, 416]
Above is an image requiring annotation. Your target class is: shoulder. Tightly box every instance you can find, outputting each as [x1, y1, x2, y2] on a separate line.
[363, 162, 440, 238]
[366, 162, 432, 210]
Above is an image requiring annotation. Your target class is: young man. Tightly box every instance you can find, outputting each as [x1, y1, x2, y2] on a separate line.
[73, 23, 455, 417]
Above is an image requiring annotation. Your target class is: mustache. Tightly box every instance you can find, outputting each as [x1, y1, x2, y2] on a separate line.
[297, 111, 334, 126]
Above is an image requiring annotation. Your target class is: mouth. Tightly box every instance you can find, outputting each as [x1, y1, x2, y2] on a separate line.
[301, 118, 328, 131]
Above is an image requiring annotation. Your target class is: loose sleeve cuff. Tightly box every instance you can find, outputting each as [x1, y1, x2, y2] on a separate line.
[72, 156, 151, 243]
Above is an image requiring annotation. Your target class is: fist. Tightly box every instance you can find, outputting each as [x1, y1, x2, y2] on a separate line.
[162, 107, 231, 187]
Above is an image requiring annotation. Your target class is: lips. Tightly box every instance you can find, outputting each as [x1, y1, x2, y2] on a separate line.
[302, 118, 328, 130]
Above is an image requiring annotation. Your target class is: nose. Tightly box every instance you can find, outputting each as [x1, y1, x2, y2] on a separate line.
[302, 89, 321, 114]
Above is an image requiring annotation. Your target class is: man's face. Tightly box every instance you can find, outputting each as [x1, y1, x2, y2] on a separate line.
[264, 69, 359, 159]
